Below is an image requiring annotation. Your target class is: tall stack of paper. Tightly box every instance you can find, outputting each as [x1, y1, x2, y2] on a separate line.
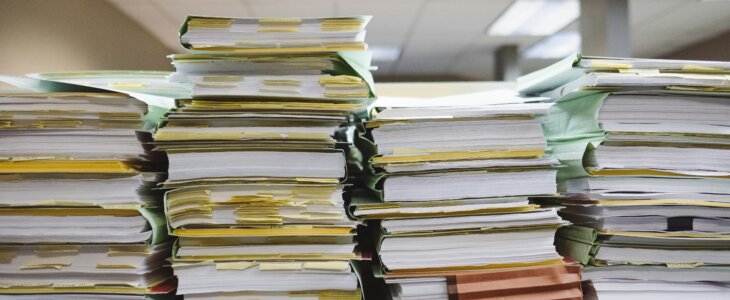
[156, 16, 375, 299]
[351, 100, 582, 299]
[519, 54, 730, 300]
[0, 93, 174, 299]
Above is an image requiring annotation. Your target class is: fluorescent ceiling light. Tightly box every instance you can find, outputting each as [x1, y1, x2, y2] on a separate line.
[488, 0, 579, 36]
[522, 30, 580, 59]
[370, 45, 401, 62]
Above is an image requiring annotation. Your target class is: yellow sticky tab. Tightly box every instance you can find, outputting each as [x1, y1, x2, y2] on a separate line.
[319, 75, 362, 84]
[107, 245, 150, 257]
[34, 120, 82, 128]
[260, 18, 301, 25]
[618, 69, 660, 75]
[373, 150, 544, 164]
[0, 207, 140, 217]
[262, 79, 301, 86]
[321, 18, 364, 25]
[324, 91, 369, 98]
[667, 262, 703, 269]
[96, 264, 137, 269]
[99, 204, 142, 210]
[259, 262, 303, 271]
[682, 65, 724, 72]
[189, 18, 233, 28]
[21, 261, 72, 270]
[589, 61, 633, 69]
[216, 261, 256, 270]
[0, 160, 136, 174]
[202, 76, 242, 82]
[296, 178, 341, 184]
[190, 43, 367, 53]
[172, 226, 353, 237]
[324, 82, 366, 88]
[302, 261, 350, 271]
[35, 200, 95, 207]
[321, 19, 364, 31]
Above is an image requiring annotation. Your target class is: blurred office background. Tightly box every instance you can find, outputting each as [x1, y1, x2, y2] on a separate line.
[1, 0, 730, 82]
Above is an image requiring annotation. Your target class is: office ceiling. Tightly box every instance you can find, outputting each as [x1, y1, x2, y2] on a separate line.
[109, 0, 730, 81]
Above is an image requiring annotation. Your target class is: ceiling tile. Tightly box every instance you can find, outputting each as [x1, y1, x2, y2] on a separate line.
[394, 33, 476, 75]
[246, 0, 337, 17]
[629, 0, 686, 27]
[336, 1, 424, 36]
[630, 0, 730, 57]
[411, 0, 512, 35]
[403, 33, 476, 54]
[154, 0, 250, 22]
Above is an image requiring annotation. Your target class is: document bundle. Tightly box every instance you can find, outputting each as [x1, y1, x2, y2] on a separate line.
[352, 99, 582, 299]
[179, 16, 370, 53]
[0, 93, 173, 299]
[519, 54, 730, 300]
[155, 15, 376, 299]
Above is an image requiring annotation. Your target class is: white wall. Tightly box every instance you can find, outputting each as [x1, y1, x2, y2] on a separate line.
[0, 0, 173, 75]
[376, 81, 515, 98]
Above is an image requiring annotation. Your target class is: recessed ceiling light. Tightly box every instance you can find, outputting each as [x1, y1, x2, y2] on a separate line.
[370, 45, 402, 62]
[487, 0, 580, 36]
[522, 30, 581, 59]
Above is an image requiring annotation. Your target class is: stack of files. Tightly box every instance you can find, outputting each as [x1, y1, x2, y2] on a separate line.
[518, 53, 730, 300]
[179, 16, 370, 53]
[167, 52, 372, 101]
[518, 54, 730, 99]
[156, 15, 376, 300]
[558, 227, 730, 300]
[351, 102, 581, 299]
[18, 70, 192, 111]
[0, 92, 174, 299]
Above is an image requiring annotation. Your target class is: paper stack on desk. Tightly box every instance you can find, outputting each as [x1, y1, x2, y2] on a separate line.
[519, 54, 730, 300]
[0, 92, 174, 299]
[179, 16, 370, 53]
[351, 99, 582, 300]
[156, 15, 375, 300]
